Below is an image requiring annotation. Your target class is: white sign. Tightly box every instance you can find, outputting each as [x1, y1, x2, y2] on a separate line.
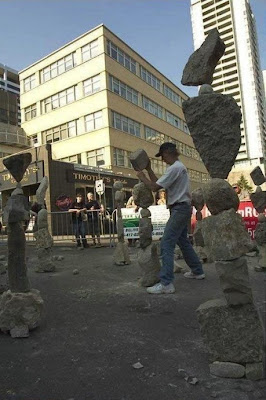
[121, 205, 170, 239]
[95, 179, 105, 195]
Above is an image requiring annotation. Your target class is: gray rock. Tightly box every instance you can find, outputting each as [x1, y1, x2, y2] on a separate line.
[10, 325, 29, 338]
[191, 188, 205, 211]
[197, 299, 264, 363]
[250, 192, 266, 213]
[116, 219, 124, 240]
[113, 242, 130, 265]
[34, 227, 53, 249]
[139, 218, 153, 249]
[0, 289, 43, 332]
[36, 177, 48, 206]
[215, 257, 253, 306]
[113, 181, 123, 191]
[73, 269, 79, 275]
[182, 94, 241, 179]
[199, 84, 213, 95]
[37, 209, 49, 229]
[35, 248, 55, 273]
[3, 153, 32, 182]
[245, 362, 264, 381]
[138, 243, 160, 287]
[210, 361, 245, 378]
[254, 223, 266, 245]
[182, 28, 225, 86]
[193, 245, 208, 263]
[250, 166, 265, 186]
[257, 244, 266, 268]
[193, 222, 205, 247]
[115, 190, 125, 204]
[133, 183, 154, 208]
[129, 149, 150, 171]
[201, 209, 253, 261]
[0, 255, 6, 261]
[140, 208, 151, 218]
[204, 179, 239, 215]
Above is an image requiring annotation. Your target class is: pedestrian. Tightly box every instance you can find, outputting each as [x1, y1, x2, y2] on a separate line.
[157, 189, 166, 205]
[85, 192, 102, 247]
[126, 193, 139, 247]
[136, 142, 205, 294]
[68, 194, 88, 248]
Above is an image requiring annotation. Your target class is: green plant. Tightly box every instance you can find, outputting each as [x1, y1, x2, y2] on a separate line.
[236, 174, 253, 194]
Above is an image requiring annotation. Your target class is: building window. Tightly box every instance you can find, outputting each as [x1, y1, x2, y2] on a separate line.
[87, 148, 105, 167]
[81, 39, 99, 61]
[112, 111, 140, 137]
[41, 52, 77, 83]
[83, 75, 101, 96]
[61, 154, 81, 164]
[107, 40, 137, 74]
[43, 120, 77, 143]
[43, 86, 76, 113]
[85, 111, 103, 132]
[142, 96, 163, 119]
[164, 84, 182, 106]
[166, 111, 181, 129]
[151, 158, 166, 175]
[25, 104, 37, 121]
[109, 76, 138, 105]
[113, 148, 132, 168]
[140, 66, 161, 91]
[145, 126, 165, 145]
[24, 74, 36, 92]
[30, 134, 38, 146]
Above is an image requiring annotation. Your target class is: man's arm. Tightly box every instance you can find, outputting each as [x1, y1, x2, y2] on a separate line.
[136, 171, 162, 192]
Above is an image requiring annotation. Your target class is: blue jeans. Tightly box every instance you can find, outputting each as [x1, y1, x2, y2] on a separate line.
[72, 219, 86, 240]
[160, 203, 203, 285]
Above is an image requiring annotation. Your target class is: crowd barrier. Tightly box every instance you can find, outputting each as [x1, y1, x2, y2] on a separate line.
[0, 210, 116, 247]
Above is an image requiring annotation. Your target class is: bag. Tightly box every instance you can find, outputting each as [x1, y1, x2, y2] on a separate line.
[81, 211, 87, 222]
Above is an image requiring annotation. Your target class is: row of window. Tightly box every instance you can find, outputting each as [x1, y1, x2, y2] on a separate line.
[60, 147, 104, 167]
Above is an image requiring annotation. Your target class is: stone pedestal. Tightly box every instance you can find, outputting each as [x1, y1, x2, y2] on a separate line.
[0, 289, 43, 337]
[34, 227, 55, 272]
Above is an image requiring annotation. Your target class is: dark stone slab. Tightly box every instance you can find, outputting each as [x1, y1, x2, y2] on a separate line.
[3, 153, 32, 182]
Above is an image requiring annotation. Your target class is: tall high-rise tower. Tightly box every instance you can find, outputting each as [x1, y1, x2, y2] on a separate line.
[190, 0, 266, 183]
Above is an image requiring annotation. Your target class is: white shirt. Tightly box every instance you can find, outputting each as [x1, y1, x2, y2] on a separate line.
[156, 160, 191, 206]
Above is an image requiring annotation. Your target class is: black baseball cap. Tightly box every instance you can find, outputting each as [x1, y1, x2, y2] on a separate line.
[155, 142, 176, 157]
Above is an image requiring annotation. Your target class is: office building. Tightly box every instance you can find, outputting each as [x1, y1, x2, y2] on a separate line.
[190, 0, 266, 186]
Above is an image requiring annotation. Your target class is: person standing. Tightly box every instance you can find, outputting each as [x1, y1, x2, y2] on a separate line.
[136, 142, 205, 294]
[68, 194, 88, 248]
[85, 192, 102, 247]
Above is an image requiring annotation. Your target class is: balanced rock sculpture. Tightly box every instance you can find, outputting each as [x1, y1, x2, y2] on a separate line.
[0, 153, 43, 338]
[113, 181, 130, 265]
[182, 30, 264, 380]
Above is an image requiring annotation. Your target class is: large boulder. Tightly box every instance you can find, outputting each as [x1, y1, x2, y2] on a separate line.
[133, 182, 154, 208]
[201, 209, 253, 261]
[254, 223, 266, 246]
[3, 153, 32, 183]
[182, 28, 225, 86]
[204, 179, 239, 215]
[197, 298, 264, 363]
[182, 94, 241, 179]
[138, 243, 160, 287]
[191, 187, 205, 211]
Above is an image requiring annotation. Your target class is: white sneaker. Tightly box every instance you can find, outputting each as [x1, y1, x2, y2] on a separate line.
[147, 282, 175, 294]
[184, 271, 205, 280]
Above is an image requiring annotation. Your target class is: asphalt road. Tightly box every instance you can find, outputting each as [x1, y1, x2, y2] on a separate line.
[0, 243, 265, 400]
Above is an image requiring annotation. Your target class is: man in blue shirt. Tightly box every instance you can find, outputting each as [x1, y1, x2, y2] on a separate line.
[136, 142, 205, 294]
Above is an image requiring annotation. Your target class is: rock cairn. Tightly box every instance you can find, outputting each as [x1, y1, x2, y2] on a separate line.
[182, 29, 264, 380]
[0, 153, 43, 338]
[130, 150, 160, 287]
[34, 177, 55, 273]
[113, 181, 130, 265]
[250, 166, 266, 272]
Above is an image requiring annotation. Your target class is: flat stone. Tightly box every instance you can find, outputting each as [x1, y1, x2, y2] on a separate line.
[138, 243, 160, 287]
[250, 166, 265, 186]
[215, 257, 253, 306]
[73, 269, 79, 275]
[182, 94, 241, 179]
[204, 179, 239, 215]
[10, 325, 29, 338]
[210, 361, 245, 378]
[201, 209, 253, 261]
[245, 363, 264, 381]
[254, 223, 266, 246]
[181, 28, 225, 86]
[197, 299, 264, 363]
[129, 149, 150, 171]
[199, 84, 213, 95]
[133, 183, 154, 208]
[3, 153, 32, 182]
[250, 192, 266, 213]
[191, 188, 205, 211]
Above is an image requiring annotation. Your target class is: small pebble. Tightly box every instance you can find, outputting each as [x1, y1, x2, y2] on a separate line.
[73, 269, 79, 275]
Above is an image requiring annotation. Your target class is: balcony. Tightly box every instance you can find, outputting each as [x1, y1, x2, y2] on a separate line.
[0, 124, 30, 147]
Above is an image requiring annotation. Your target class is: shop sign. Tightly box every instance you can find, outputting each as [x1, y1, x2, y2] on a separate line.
[66, 169, 137, 188]
[0, 161, 44, 191]
[121, 205, 170, 239]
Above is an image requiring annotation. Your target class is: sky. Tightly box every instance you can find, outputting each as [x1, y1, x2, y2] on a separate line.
[1, 0, 266, 97]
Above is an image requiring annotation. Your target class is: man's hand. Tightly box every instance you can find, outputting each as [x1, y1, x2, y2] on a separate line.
[136, 170, 146, 181]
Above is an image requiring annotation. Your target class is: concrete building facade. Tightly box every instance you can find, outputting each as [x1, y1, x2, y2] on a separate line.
[0, 63, 29, 158]
[190, 0, 266, 186]
[19, 24, 208, 199]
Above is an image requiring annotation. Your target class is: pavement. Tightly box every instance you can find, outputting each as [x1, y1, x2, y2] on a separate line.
[0, 242, 265, 400]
